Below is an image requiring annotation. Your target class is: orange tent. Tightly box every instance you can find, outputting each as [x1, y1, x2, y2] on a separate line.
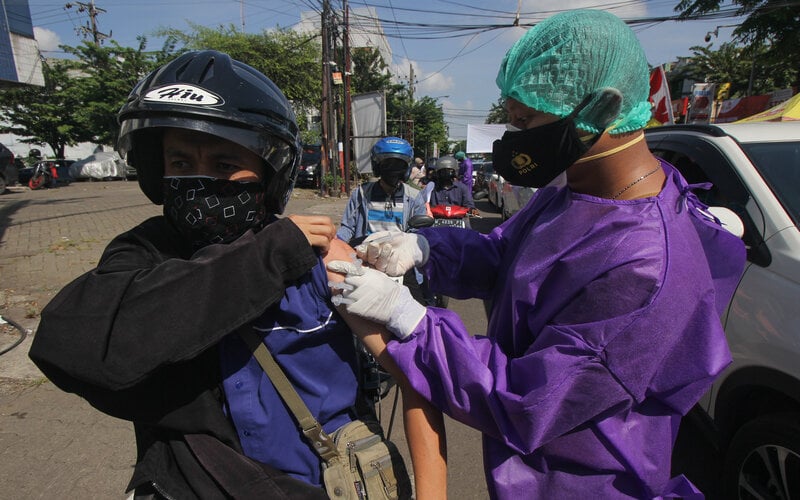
[734, 92, 800, 123]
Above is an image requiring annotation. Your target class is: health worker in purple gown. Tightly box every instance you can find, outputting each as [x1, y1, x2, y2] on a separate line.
[327, 9, 747, 500]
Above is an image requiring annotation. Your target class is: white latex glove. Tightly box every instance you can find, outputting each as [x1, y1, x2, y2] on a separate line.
[354, 231, 430, 277]
[327, 260, 427, 339]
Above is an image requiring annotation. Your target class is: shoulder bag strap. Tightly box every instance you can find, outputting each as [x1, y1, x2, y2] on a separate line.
[238, 329, 339, 464]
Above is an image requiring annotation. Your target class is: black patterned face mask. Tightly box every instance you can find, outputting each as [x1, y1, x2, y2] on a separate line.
[163, 176, 267, 249]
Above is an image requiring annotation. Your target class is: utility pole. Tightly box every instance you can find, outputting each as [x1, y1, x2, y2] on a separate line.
[342, 0, 352, 195]
[65, 0, 110, 45]
[408, 63, 415, 102]
[320, 0, 333, 196]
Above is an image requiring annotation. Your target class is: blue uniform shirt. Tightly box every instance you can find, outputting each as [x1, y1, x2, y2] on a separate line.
[219, 256, 359, 486]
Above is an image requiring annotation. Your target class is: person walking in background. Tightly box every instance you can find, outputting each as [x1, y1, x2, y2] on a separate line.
[454, 151, 473, 193]
[409, 157, 426, 187]
[328, 9, 746, 499]
[29, 51, 445, 499]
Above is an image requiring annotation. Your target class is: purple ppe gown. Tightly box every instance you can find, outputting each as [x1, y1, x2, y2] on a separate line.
[387, 161, 746, 499]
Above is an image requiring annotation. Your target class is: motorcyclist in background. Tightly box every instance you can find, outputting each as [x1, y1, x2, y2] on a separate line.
[428, 155, 479, 217]
[337, 137, 428, 242]
[338, 137, 431, 304]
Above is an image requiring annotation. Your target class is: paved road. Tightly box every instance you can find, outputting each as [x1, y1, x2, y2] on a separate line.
[0, 181, 501, 499]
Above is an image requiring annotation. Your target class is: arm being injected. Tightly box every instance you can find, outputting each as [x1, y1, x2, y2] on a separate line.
[324, 243, 447, 500]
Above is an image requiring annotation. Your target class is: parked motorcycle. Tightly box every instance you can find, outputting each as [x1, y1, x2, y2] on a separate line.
[28, 162, 56, 190]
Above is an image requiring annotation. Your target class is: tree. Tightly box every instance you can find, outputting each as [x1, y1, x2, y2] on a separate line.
[486, 98, 509, 124]
[350, 47, 393, 95]
[407, 97, 448, 160]
[0, 37, 175, 157]
[683, 41, 796, 97]
[63, 38, 177, 147]
[0, 59, 83, 158]
[346, 46, 447, 158]
[676, 0, 799, 87]
[158, 24, 321, 108]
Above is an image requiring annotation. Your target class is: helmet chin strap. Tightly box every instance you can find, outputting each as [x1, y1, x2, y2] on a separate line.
[573, 133, 644, 164]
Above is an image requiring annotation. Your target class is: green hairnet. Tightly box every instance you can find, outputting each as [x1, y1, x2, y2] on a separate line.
[496, 10, 652, 135]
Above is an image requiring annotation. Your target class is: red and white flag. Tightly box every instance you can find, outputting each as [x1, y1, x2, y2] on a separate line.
[649, 66, 675, 125]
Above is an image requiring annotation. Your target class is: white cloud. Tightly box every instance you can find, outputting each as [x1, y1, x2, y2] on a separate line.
[34, 27, 62, 53]
[391, 57, 454, 95]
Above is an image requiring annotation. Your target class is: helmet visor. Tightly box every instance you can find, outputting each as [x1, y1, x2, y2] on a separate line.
[118, 115, 296, 174]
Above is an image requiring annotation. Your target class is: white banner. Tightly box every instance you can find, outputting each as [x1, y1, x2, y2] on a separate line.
[351, 91, 386, 174]
[466, 124, 506, 153]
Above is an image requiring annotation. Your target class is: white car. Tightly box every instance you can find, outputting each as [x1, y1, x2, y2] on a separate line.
[645, 122, 800, 499]
[487, 170, 506, 210]
[501, 184, 536, 220]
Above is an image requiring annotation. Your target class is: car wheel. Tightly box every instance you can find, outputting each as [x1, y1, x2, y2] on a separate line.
[0, 176, 6, 193]
[722, 413, 800, 499]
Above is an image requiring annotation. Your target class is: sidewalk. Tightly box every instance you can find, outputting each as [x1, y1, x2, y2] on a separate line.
[0, 181, 350, 498]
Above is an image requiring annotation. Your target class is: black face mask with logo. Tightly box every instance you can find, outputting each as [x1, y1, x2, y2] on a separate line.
[491, 92, 621, 188]
[492, 117, 592, 188]
[163, 176, 267, 249]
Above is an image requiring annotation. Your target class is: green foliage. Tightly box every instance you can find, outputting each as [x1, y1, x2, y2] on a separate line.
[157, 24, 321, 108]
[0, 60, 80, 158]
[345, 46, 447, 160]
[350, 47, 393, 94]
[675, 0, 799, 87]
[486, 99, 509, 124]
[408, 96, 447, 158]
[62, 38, 178, 147]
[0, 37, 175, 157]
[681, 41, 796, 97]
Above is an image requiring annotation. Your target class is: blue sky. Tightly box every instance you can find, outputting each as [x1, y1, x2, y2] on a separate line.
[29, 0, 744, 140]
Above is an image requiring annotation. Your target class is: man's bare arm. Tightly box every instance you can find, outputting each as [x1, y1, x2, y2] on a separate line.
[324, 241, 447, 499]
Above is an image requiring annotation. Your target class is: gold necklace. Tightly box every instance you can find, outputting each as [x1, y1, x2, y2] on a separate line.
[610, 164, 661, 199]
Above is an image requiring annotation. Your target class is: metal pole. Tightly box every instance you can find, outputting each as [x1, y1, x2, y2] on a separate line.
[319, 0, 331, 196]
[343, 0, 352, 195]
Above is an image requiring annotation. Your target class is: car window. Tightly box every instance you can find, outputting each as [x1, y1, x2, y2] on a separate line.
[650, 139, 769, 266]
[741, 141, 800, 227]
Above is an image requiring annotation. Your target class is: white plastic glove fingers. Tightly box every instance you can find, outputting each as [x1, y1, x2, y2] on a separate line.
[336, 266, 426, 339]
[341, 268, 403, 322]
[362, 230, 394, 245]
[326, 260, 365, 276]
[356, 231, 393, 264]
[385, 234, 430, 277]
[372, 244, 393, 273]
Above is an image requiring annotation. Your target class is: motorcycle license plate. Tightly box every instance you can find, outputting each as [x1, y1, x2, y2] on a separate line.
[433, 218, 465, 228]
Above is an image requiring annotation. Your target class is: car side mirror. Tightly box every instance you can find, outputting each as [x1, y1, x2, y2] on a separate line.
[706, 206, 745, 238]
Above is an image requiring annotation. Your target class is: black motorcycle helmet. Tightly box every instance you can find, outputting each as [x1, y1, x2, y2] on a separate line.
[431, 155, 458, 184]
[116, 50, 300, 215]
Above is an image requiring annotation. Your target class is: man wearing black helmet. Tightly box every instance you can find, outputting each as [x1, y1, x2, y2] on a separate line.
[29, 51, 445, 499]
[428, 155, 479, 217]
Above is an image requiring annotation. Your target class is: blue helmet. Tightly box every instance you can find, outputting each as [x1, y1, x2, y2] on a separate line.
[371, 137, 413, 177]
